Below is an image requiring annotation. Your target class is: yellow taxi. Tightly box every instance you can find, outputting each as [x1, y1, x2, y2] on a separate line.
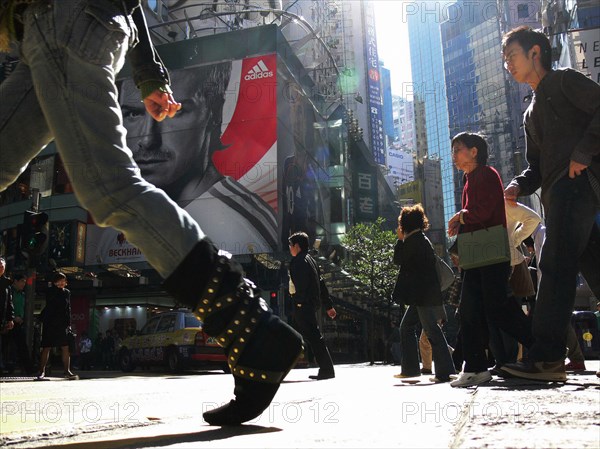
[118, 309, 227, 373]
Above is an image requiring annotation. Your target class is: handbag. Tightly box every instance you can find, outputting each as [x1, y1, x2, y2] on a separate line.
[66, 328, 77, 354]
[457, 224, 511, 270]
[435, 255, 455, 292]
[509, 259, 535, 297]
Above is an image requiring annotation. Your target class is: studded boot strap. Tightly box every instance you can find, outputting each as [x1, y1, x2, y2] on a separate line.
[195, 256, 285, 384]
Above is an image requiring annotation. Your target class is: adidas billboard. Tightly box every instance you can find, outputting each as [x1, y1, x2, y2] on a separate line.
[244, 59, 274, 80]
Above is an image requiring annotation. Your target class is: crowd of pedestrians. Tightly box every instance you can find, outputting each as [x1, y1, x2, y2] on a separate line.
[390, 26, 599, 385]
[0, 0, 598, 430]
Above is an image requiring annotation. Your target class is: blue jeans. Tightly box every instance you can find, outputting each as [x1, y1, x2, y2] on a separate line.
[529, 175, 599, 362]
[400, 305, 455, 379]
[0, 0, 203, 278]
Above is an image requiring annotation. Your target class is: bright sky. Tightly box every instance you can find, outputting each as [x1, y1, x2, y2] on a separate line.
[373, 1, 412, 95]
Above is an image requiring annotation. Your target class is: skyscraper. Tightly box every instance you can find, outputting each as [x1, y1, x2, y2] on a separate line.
[440, 0, 542, 212]
[407, 1, 454, 225]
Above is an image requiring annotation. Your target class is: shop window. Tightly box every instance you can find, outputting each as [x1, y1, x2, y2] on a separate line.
[29, 155, 54, 197]
[517, 4, 529, 19]
[53, 154, 74, 194]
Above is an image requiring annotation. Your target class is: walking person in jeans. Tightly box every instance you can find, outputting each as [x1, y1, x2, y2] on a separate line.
[0, 0, 302, 425]
[392, 204, 456, 383]
[501, 26, 600, 381]
[447, 132, 533, 388]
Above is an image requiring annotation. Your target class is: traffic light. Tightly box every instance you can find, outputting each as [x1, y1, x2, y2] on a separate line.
[269, 291, 278, 308]
[21, 210, 49, 256]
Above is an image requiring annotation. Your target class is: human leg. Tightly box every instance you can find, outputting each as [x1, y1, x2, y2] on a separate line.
[60, 345, 76, 377]
[419, 329, 432, 372]
[292, 306, 333, 378]
[579, 222, 600, 300]
[398, 306, 421, 377]
[20, 2, 203, 278]
[477, 263, 533, 350]
[527, 176, 596, 362]
[0, 62, 52, 191]
[417, 307, 455, 380]
[457, 268, 489, 373]
[13, 324, 33, 374]
[37, 347, 51, 378]
[565, 324, 586, 371]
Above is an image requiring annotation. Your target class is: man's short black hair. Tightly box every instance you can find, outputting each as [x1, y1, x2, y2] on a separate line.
[451, 132, 489, 166]
[13, 274, 25, 282]
[52, 272, 67, 283]
[288, 232, 309, 252]
[502, 26, 552, 71]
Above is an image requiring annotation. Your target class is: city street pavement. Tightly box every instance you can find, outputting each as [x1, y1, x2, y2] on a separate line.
[1, 362, 598, 448]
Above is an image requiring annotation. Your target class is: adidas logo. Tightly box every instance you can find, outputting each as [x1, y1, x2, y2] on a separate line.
[244, 60, 274, 80]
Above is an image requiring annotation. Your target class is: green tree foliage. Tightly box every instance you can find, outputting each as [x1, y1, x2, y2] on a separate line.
[341, 217, 398, 303]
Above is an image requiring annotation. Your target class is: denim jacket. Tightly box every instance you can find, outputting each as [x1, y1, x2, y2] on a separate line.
[128, 2, 171, 96]
[2, 0, 170, 97]
[508, 69, 600, 209]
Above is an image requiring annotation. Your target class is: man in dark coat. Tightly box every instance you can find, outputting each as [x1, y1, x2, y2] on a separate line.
[288, 232, 336, 380]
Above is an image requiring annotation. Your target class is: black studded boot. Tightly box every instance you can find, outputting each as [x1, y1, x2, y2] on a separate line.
[163, 239, 304, 426]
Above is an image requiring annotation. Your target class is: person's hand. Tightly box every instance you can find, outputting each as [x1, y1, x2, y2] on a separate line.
[396, 226, 404, 240]
[326, 307, 337, 319]
[504, 184, 520, 206]
[447, 212, 461, 237]
[3, 320, 14, 331]
[14, 316, 23, 325]
[569, 160, 588, 178]
[143, 90, 182, 122]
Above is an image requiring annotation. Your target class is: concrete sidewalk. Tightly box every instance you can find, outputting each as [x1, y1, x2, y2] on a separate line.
[1, 362, 598, 448]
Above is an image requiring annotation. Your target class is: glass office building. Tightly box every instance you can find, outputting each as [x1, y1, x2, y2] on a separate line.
[407, 1, 454, 226]
[441, 0, 525, 211]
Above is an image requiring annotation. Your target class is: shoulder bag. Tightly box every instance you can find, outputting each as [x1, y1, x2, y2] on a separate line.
[457, 224, 511, 270]
[435, 255, 455, 292]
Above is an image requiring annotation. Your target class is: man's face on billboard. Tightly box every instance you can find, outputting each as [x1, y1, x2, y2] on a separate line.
[120, 69, 212, 189]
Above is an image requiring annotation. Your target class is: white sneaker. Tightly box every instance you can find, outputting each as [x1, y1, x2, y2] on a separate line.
[450, 371, 492, 388]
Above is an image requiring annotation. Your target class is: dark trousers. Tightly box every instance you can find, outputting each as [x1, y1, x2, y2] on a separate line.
[486, 296, 521, 367]
[460, 261, 533, 373]
[292, 304, 334, 375]
[2, 323, 33, 374]
[531, 175, 599, 362]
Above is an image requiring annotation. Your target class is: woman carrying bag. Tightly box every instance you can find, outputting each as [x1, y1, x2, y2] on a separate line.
[392, 204, 456, 383]
[447, 132, 533, 388]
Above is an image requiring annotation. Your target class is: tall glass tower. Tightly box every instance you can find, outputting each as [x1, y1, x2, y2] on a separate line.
[407, 2, 454, 227]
